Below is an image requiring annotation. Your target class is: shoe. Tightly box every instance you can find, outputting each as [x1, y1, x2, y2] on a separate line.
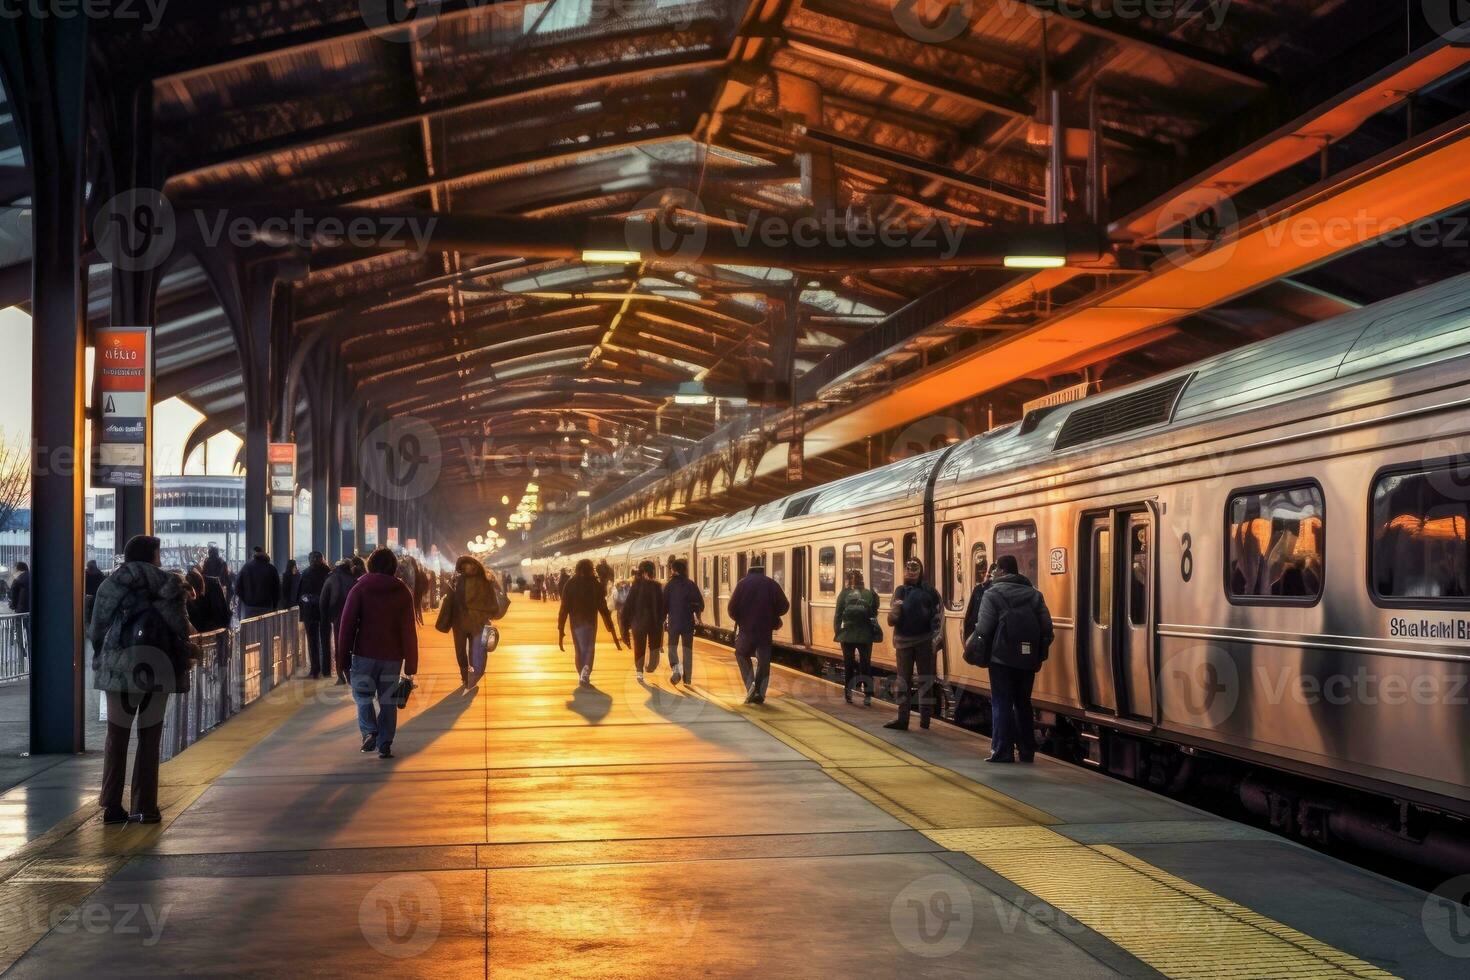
[378, 745, 394, 759]
[636, 670, 644, 683]
[863, 694, 872, 707]
[920, 718, 930, 730]
[131, 811, 162, 824]
[752, 694, 765, 705]
[579, 666, 591, 685]
[844, 688, 853, 705]
[985, 754, 1015, 764]
[883, 720, 908, 731]
[361, 735, 378, 753]
[1018, 754, 1035, 764]
[102, 805, 130, 825]
[743, 686, 759, 705]
[670, 666, 683, 685]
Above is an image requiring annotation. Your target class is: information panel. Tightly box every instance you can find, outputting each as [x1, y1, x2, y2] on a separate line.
[269, 444, 296, 514]
[96, 327, 151, 487]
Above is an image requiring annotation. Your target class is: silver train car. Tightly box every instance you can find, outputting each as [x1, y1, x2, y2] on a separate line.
[554, 273, 1470, 858]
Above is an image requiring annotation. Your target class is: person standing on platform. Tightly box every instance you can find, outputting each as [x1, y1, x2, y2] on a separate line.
[84, 559, 105, 597]
[963, 562, 998, 648]
[663, 558, 703, 686]
[558, 559, 621, 686]
[320, 558, 357, 685]
[970, 554, 1053, 764]
[280, 559, 301, 610]
[7, 560, 29, 660]
[884, 559, 942, 732]
[619, 560, 665, 682]
[437, 555, 504, 689]
[338, 548, 418, 760]
[237, 546, 280, 620]
[89, 534, 199, 824]
[297, 551, 332, 679]
[184, 569, 229, 633]
[202, 545, 226, 584]
[596, 559, 614, 598]
[833, 569, 879, 706]
[727, 559, 789, 705]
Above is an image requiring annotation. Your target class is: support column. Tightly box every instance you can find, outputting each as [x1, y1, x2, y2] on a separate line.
[270, 288, 292, 571]
[308, 360, 330, 559]
[1, 14, 91, 753]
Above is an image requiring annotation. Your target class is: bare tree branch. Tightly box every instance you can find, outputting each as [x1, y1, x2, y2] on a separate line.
[0, 429, 29, 535]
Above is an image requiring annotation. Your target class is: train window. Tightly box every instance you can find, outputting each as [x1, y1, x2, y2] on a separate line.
[842, 543, 862, 587]
[1372, 465, 1470, 603]
[720, 554, 730, 586]
[1129, 523, 1149, 626]
[702, 557, 710, 591]
[971, 542, 988, 589]
[771, 551, 786, 590]
[870, 538, 895, 594]
[994, 521, 1039, 583]
[1227, 483, 1324, 602]
[942, 524, 966, 610]
[903, 533, 918, 567]
[1092, 526, 1113, 626]
[818, 547, 836, 594]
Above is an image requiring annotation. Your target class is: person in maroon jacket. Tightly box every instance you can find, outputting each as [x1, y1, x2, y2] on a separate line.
[337, 548, 419, 759]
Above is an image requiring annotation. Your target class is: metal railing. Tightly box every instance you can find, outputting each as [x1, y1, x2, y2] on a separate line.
[0, 613, 28, 683]
[158, 608, 305, 763]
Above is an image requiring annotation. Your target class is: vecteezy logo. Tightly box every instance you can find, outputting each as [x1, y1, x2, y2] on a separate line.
[622, 188, 708, 269]
[360, 0, 441, 41]
[1151, 187, 1238, 273]
[889, 416, 969, 462]
[1423, 874, 1470, 958]
[359, 874, 442, 959]
[95, 188, 176, 273]
[1162, 645, 1240, 728]
[1420, 416, 1470, 503]
[361, 416, 442, 502]
[1423, 1, 1470, 43]
[891, 874, 974, 959]
[892, 0, 973, 43]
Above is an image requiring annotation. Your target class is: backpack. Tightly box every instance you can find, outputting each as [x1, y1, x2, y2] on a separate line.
[117, 591, 193, 693]
[892, 585, 937, 637]
[987, 588, 1046, 669]
[839, 590, 874, 631]
[491, 583, 511, 620]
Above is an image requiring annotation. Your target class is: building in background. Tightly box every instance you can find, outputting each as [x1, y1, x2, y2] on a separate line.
[92, 475, 247, 571]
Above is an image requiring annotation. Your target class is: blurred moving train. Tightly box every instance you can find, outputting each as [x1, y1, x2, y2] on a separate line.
[508, 272, 1470, 867]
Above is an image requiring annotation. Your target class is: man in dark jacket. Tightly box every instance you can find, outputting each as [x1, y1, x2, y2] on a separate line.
[663, 558, 704, 686]
[619, 560, 666, 681]
[596, 559, 614, 596]
[558, 559, 621, 685]
[885, 559, 943, 732]
[7, 560, 30, 661]
[236, 547, 280, 619]
[962, 562, 998, 646]
[338, 548, 419, 759]
[201, 545, 227, 583]
[972, 554, 1054, 763]
[84, 560, 106, 597]
[727, 560, 789, 705]
[88, 535, 199, 824]
[297, 551, 332, 679]
[320, 559, 357, 685]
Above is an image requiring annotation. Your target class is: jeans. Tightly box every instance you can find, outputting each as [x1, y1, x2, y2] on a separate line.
[327, 620, 344, 679]
[100, 690, 167, 815]
[841, 643, 872, 699]
[734, 632, 773, 698]
[305, 618, 331, 676]
[452, 629, 478, 684]
[894, 639, 936, 727]
[667, 625, 694, 681]
[351, 656, 403, 748]
[571, 624, 596, 673]
[989, 664, 1037, 760]
[631, 630, 661, 671]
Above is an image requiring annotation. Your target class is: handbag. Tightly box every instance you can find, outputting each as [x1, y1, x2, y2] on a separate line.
[388, 676, 415, 708]
[869, 618, 884, 644]
[434, 593, 455, 634]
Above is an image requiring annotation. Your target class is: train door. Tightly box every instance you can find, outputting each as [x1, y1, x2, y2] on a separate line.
[1079, 508, 1157, 722]
[791, 547, 808, 645]
[711, 553, 723, 628]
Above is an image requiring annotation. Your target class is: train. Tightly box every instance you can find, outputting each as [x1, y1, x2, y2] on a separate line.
[507, 271, 1470, 867]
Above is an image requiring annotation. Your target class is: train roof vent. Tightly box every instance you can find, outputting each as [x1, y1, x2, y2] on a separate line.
[1018, 406, 1062, 436]
[783, 493, 818, 520]
[1052, 374, 1193, 453]
[675, 525, 699, 542]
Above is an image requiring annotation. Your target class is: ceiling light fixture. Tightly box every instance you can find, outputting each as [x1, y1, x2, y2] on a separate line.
[1004, 255, 1068, 269]
[581, 249, 641, 264]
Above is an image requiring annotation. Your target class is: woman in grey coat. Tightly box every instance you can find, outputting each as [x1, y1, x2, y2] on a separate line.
[88, 535, 199, 825]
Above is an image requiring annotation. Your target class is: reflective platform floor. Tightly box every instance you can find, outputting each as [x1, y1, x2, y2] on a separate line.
[0, 602, 1463, 977]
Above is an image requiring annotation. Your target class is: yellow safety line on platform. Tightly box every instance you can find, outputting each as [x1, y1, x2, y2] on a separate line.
[0, 678, 318, 973]
[692, 675, 1396, 979]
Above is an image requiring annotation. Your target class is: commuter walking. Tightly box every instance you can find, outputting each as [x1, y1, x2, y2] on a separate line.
[237, 546, 280, 619]
[619, 560, 665, 682]
[89, 535, 199, 824]
[833, 569, 879, 706]
[727, 559, 789, 705]
[297, 551, 332, 679]
[885, 559, 942, 732]
[558, 559, 621, 685]
[968, 554, 1053, 763]
[280, 559, 301, 610]
[437, 555, 505, 689]
[320, 558, 357, 685]
[337, 548, 419, 760]
[663, 558, 704, 686]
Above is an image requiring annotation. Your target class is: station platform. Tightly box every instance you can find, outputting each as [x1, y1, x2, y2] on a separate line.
[0, 602, 1461, 977]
